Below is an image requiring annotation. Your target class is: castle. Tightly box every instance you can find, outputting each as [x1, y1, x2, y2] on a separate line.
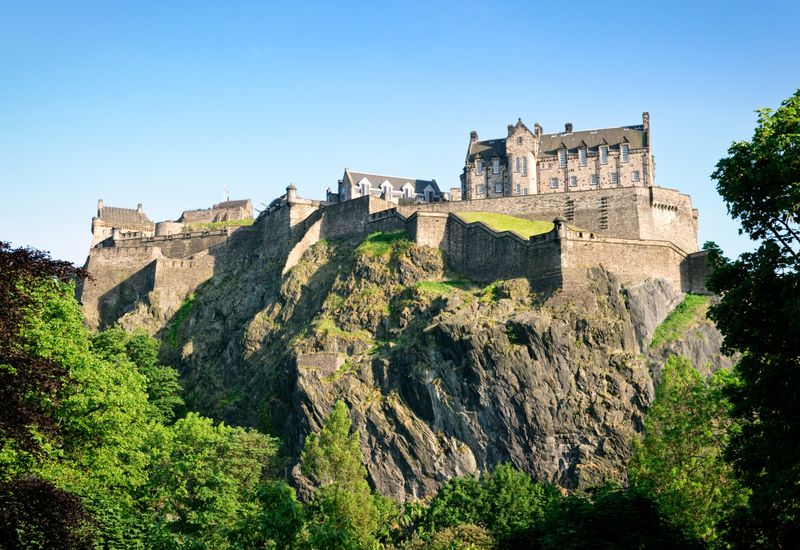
[77, 115, 710, 330]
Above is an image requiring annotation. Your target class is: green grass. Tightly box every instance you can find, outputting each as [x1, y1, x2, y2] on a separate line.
[184, 218, 254, 231]
[456, 212, 554, 238]
[650, 294, 711, 348]
[356, 230, 412, 257]
[415, 280, 474, 296]
[167, 293, 196, 345]
[312, 317, 373, 342]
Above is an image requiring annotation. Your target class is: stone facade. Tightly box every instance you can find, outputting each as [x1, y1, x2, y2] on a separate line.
[462, 113, 655, 200]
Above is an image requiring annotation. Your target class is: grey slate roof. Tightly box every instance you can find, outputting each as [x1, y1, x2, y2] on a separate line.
[98, 206, 153, 227]
[467, 124, 646, 161]
[344, 170, 441, 196]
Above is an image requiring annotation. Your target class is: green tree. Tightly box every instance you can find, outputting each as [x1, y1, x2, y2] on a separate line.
[91, 327, 185, 424]
[709, 89, 800, 546]
[300, 399, 394, 549]
[425, 464, 558, 543]
[142, 413, 278, 548]
[630, 355, 747, 543]
[532, 484, 701, 550]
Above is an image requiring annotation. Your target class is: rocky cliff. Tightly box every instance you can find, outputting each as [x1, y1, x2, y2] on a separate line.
[113, 230, 729, 501]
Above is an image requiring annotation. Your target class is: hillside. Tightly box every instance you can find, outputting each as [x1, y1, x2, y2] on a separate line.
[115, 229, 730, 501]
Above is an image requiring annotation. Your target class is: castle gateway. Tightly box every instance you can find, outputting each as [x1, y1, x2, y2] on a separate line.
[461, 113, 654, 200]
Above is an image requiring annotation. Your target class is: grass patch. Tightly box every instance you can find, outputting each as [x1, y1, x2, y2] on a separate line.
[415, 280, 474, 296]
[479, 281, 502, 303]
[357, 230, 412, 257]
[167, 293, 196, 345]
[184, 218, 254, 232]
[650, 294, 711, 349]
[312, 317, 373, 342]
[456, 212, 554, 238]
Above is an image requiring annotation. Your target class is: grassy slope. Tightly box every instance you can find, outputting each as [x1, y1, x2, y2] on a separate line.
[650, 294, 711, 349]
[456, 212, 554, 238]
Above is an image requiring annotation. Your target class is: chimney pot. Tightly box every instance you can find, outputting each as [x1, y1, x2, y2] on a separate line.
[470, 130, 478, 143]
[534, 122, 542, 136]
[137, 203, 143, 213]
[565, 122, 573, 133]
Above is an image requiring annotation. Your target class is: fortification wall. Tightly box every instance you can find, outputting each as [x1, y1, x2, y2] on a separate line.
[319, 195, 395, 239]
[559, 233, 685, 291]
[407, 213, 449, 249]
[80, 246, 162, 329]
[681, 250, 713, 293]
[153, 252, 216, 299]
[110, 231, 231, 258]
[397, 186, 697, 252]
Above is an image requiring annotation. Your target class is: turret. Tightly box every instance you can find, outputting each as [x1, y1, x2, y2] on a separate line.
[286, 183, 297, 203]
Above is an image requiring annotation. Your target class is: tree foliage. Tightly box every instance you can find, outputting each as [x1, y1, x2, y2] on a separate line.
[301, 399, 395, 549]
[709, 89, 800, 547]
[630, 355, 746, 543]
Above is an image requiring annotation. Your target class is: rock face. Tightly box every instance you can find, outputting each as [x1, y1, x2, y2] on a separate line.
[121, 232, 728, 501]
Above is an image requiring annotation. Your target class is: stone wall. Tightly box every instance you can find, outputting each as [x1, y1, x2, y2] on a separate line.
[397, 186, 698, 253]
[681, 250, 713, 293]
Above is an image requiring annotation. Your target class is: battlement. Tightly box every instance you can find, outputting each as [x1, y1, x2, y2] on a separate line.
[78, 181, 707, 332]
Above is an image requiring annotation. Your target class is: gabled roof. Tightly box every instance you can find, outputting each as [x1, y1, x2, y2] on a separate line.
[467, 123, 647, 161]
[537, 125, 646, 155]
[97, 206, 153, 227]
[343, 169, 441, 195]
[467, 139, 507, 163]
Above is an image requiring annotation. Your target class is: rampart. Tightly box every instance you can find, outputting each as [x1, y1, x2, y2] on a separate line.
[78, 184, 709, 332]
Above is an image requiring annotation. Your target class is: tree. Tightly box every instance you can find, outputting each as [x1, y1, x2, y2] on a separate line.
[709, 89, 800, 547]
[142, 413, 278, 548]
[630, 355, 747, 543]
[91, 327, 185, 424]
[300, 399, 394, 549]
[425, 464, 558, 543]
[0, 242, 94, 548]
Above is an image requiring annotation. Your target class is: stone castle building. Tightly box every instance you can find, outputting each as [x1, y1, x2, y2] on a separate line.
[332, 168, 442, 204]
[78, 113, 710, 332]
[461, 113, 654, 200]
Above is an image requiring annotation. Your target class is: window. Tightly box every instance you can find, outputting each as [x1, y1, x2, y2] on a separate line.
[591, 174, 599, 186]
[621, 144, 629, 163]
[550, 178, 559, 189]
[523, 188, 528, 195]
[476, 158, 483, 175]
[522, 157, 527, 176]
[477, 184, 486, 194]
[570, 176, 577, 187]
[600, 146, 608, 164]
[515, 184, 521, 194]
[558, 148, 567, 168]
[360, 181, 370, 196]
[579, 146, 587, 166]
[495, 183, 503, 193]
[517, 136, 523, 144]
[633, 170, 640, 182]
[515, 157, 520, 173]
[611, 173, 618, 185]
[492, 158, 500, 174]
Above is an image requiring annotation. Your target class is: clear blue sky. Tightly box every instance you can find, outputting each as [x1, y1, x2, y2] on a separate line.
[1, 0, 798, 265]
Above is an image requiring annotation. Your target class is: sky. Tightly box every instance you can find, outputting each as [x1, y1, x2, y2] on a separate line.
[1, 0, 798, 265]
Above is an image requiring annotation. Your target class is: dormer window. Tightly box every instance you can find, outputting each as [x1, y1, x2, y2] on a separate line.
[621, 144, 629, 163]
[492, 158, 500, 174]
[558, 148, 567, 168]
[515, 157, 520, 173]
[476, 158, 483, 175]
[600, 146, 608, 165]
[579, 146, 587, 166]
[360, 181, 370, 196]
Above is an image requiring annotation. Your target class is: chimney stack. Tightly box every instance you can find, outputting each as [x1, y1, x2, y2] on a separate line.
[97, 199, 104, 216]
[565, 122, 573, 133]
[137, 203, 143, 213]
[534, 122, 542, 136]
[507, 124, 514, 134]
[470, 130, 478, 143]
